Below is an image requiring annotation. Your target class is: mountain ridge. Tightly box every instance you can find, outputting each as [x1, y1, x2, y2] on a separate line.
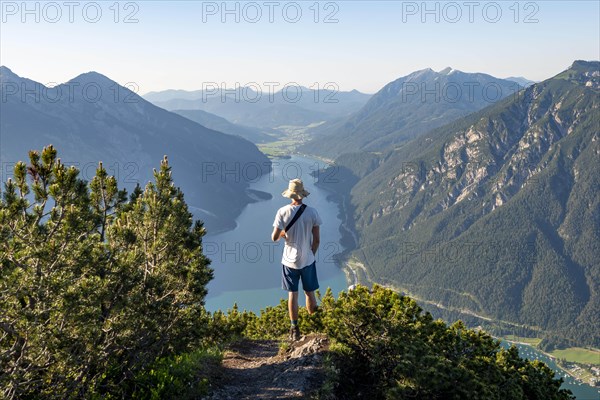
[300, 67, 523, 158]
[143, 86, 372, 131]
[0, 67, 271, 232]
[319, 61, 600, 348]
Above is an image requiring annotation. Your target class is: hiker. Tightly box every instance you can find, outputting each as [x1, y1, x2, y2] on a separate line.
[271, 178, 322, 341]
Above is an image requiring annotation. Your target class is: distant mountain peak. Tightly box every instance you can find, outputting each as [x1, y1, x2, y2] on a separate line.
[0, 65, 15, 74]
[0, 65, 19, 79]
[403, 68, 436, 81]
[68, 71, 117, 87]
[555, 60, 599, 86]
[563, 60, 600, 78]
[439, 67, 454, 75]
[570, 59, 600, 70]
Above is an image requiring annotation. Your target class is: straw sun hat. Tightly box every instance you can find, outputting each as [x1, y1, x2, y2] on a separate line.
[282, 178, 310, 200]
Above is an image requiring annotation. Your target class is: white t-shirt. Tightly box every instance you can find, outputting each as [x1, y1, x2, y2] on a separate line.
[273, 203, 322, 269]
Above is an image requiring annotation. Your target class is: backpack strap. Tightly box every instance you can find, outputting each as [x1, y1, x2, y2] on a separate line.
[285, 204, 307, 232]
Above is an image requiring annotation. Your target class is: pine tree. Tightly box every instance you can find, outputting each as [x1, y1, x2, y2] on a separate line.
[0, 147, 213, 398]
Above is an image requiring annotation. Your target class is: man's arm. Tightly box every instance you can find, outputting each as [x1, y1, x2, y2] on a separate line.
[272, 209, 286, 241]
[271, 227, 286, 242]
[311, 225, 320, 255]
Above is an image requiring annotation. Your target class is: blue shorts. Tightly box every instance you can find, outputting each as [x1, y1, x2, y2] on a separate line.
[282, 262, 319, 292]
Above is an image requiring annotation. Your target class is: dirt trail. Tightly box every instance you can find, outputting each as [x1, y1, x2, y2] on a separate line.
[205, 335, 329, 399]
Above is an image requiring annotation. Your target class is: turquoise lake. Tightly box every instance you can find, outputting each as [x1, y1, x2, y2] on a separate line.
[204, 155, 349, 313]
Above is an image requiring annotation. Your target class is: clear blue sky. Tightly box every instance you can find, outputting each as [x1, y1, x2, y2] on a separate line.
[1, 1, 598, 94]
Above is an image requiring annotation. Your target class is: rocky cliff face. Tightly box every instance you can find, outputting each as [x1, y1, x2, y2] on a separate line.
[370, 64, 599, 229]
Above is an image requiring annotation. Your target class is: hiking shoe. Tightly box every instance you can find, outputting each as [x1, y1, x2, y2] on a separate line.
[289, 326, 301, 341]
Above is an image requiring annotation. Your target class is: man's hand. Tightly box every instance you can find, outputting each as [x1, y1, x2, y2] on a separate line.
[311, 225, 320, 255]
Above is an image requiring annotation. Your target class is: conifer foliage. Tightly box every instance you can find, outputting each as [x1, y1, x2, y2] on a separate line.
[0, 146, 213, 398]
[318, 286, 574, 400]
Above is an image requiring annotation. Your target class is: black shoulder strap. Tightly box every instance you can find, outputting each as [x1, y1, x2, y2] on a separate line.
[285, 204, 307, 232]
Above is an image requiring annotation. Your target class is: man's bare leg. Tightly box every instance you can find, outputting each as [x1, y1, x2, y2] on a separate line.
[288, 291, 299, 321]
[305, 291, 318, 314]
[288, 291, 301, 340]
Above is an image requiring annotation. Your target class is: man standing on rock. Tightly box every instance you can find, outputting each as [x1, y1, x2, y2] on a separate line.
[271, 178, 321, 341]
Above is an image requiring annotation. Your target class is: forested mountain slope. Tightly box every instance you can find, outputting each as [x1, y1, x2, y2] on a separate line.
[327, 61, 600, 347]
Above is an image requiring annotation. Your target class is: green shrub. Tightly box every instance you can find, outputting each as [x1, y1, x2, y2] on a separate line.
[243, 299, 290, 339]
[241, 291, 326, 339]
[318, 285, 574, 400]
[207, 304, 259, 343]
[131, 348, 221, 400]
